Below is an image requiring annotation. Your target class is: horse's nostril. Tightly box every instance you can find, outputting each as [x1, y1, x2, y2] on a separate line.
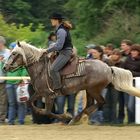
[2, 67, 6, 72]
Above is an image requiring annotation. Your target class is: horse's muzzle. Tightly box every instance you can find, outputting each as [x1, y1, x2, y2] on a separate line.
[2, 64, 9, 72]
[2, 66, 7, 72]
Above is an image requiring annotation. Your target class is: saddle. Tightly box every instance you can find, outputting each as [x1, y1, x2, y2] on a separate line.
[49, 52, 79, 76]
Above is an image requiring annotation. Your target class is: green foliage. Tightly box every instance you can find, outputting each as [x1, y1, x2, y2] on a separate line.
[0, 0, 35, 25]
[65, 0, 140, 49]
[27, 0, 69, 28]
[92, 11, 140, 46]
[0, 14, 48, 47]
[71, 33, 87, 56]
[1, 0, 140, 55]
[0, 0, 69, 29]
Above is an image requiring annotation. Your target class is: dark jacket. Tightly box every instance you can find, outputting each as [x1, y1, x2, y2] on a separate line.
[105, 58, 123, 67]
[56, 24, 73, 50]
[122, 56, 140, 77]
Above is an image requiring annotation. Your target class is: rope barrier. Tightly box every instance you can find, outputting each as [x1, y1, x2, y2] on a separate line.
[0, 76, 30, 80]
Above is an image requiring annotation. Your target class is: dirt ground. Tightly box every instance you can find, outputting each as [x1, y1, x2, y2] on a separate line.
[0, 124, 140, 140]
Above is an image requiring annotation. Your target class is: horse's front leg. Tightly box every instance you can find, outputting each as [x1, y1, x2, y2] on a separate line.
[45, 95, 72, 121]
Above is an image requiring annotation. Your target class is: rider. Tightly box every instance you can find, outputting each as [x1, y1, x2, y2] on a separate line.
[46, 12, 73, 95]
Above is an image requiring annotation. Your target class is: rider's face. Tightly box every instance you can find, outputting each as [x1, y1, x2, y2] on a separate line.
[51, 19, 59, 27]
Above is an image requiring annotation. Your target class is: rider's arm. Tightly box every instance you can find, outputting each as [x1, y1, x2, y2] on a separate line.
[47, 29, 67, 53]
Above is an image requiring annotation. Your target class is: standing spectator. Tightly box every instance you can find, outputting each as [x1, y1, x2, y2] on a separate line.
[28, 83, 55, 124]
[117, 39, 133, 124]
[120, 39, 132, 61]
[88, 45, 107, 125]
[104, 43, 114, 57]
[89, 45, 104, 60]
[55, 94, 76, 119]
[6, 42, 28, 125]
[85, 44, 96, 59]
[55, 46, 77, 123]
[121, 44, 140, 124]
[0, 36, 10, 124]
[78, 44, 106, 125]
[77, 44, 96, 115]
[103, 49, 123, 124]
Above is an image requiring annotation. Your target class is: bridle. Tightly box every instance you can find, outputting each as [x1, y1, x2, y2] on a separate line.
[5, 54, 23, 71]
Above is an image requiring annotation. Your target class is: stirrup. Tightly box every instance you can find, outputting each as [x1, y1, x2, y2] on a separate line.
[53, 88, 63, 96]
[48, 91, 57, 98]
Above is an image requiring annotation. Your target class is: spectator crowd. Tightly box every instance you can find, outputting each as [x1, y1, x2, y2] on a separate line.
[0, 35, 140, 125]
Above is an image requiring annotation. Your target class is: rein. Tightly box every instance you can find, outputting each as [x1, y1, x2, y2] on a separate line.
[44, 57, 54, 93]
[26, 56, 54, 94]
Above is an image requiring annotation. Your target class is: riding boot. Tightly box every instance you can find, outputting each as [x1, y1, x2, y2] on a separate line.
[53, 88, 63, 96]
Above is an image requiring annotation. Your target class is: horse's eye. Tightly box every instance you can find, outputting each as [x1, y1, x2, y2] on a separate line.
[12, 53, 16, 55]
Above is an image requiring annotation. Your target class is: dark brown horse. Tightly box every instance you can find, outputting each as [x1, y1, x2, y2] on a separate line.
[3, 41, 140, 124]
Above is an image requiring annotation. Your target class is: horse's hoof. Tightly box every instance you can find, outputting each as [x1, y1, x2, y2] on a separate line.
[68, 119, 75, 125]
[65, 113, 73, 120]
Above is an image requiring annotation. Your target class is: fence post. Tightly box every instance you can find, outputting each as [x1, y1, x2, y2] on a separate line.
[135, 77, 140, 124]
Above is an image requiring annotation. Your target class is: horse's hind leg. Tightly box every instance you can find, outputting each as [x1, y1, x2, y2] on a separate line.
[85, 88, 105, 116]
[69, 88, 105, 125]
[69, 90, 94, 125]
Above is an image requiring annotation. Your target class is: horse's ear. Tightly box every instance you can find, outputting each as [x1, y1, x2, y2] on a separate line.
[17, 41, 21, 47]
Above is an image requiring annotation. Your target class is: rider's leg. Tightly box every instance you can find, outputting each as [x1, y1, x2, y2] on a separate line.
[50, 53, 71, 93]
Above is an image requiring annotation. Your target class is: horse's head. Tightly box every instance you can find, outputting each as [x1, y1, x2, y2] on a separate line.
[3, 41, 48, 72]
[3, 42, 26, 72]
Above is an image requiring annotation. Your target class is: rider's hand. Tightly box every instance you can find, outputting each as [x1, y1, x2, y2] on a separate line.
[43, 50, 48, 54]
[45, 50, 48, 54]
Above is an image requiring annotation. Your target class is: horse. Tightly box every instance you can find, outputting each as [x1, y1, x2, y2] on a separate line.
[3, 41, 140, 124]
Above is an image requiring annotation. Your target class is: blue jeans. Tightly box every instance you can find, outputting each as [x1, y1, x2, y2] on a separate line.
[103, 85, 118, 123]
[78, 89, 107, 124]
[77, 94, 84, 114]
[89, 89, 107, 124]
[118, 92, 135, 123]
[55, 94, 76, 116]
[6, 84, 26, 125]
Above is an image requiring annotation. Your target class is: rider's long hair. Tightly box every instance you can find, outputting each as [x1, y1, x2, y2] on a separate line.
[58, 19, 73, 30]
[62, 21, 73, 30]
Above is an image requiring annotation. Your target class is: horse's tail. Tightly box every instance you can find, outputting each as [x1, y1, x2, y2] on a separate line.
[110, 66, 140, 98]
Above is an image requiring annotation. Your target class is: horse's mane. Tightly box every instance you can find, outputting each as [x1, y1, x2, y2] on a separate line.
[12, 41, 45, 65]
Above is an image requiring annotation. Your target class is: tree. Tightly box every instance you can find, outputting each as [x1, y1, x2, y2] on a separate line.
[27, 0, 69, 29]
[0, 0, 70, 29]
[0, 0, 35, 25]
[65, 0, 140, 42]
[0, 14, 47, 47]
